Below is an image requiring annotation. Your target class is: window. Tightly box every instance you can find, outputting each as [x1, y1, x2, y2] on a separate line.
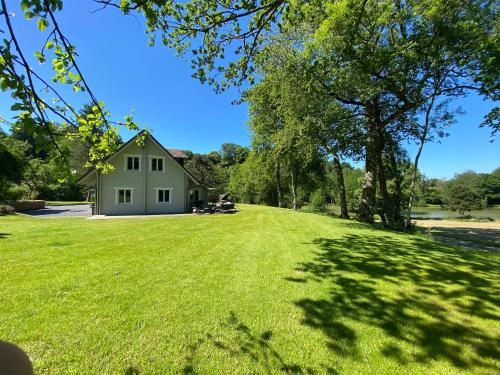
[150, 157, 164, 172]
[156, 188, 172, 204]
[114, 188, 134, 205]
[190, 189, 199, 201]
[125, 155, 141, 171]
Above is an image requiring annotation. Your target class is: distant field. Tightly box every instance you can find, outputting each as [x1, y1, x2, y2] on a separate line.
[1, 205, 499, 374]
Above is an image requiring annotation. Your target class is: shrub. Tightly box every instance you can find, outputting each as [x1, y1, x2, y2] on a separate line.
[0, 205, 15, 215]
[310, 189, 327, 212]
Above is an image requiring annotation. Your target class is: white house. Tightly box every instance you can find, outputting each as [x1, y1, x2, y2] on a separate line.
[78, 131, 208, 215]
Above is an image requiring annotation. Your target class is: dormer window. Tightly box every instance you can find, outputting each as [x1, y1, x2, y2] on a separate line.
[150, 157, 165, 172]
[125, 155, 141, 171]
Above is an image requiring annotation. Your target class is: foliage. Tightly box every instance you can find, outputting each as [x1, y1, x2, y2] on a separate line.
[228, 152, 276, 204]
[0, 0, 140, 179]
[1, 205, 499, 373]
[2, 0, 498, 227]
[219, 143, 250, 167]
[0, 124, 87, 201]
[340, 164, 364, 211]
[184, 150, 242, 200]
[0, 204, 15, 214]
[309, 189, 327, 213]
[421, 178, 446, 205]
[114, 0, 498, 224]
[443, 180, 485, 215]
[0, 130, 28, 200]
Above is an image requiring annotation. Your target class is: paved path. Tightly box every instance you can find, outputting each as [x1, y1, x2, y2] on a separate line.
[88, 213, 193, 219]
[23, 204, 91, 217]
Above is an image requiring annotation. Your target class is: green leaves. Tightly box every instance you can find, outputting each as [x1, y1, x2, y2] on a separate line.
[10, 103, 25, 111]
[24, 11, 36, 20]
[0, 0, 142, 180]
[122, 0, 280, 93]
[34, 51, 45, 63]
[37, 18, 49, 32]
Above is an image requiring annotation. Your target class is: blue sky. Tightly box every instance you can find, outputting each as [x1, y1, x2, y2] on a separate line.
[0, 1, 498, 179]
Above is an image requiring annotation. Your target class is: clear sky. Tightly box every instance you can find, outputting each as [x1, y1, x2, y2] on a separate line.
[1, 1, 498, 179]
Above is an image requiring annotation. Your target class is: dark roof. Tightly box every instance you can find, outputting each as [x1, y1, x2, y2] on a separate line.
[167, 149, 188, 159]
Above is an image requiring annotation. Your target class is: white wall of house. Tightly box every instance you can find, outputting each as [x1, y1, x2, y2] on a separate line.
[97, 135, 188, 215]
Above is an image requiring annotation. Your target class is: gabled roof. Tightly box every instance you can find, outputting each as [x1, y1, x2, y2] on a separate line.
[77, 130, 207, 187]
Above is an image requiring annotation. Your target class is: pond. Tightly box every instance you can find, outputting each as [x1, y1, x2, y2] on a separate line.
[410, 206, 500, 220]
[319, 205, 500, 220]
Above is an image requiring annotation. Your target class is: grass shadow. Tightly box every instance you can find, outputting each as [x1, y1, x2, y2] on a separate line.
[290, 233, 500, 371]
[427, 226, 500, 251]
[182, 311, 312, 374]
[0, 233, 11, 239]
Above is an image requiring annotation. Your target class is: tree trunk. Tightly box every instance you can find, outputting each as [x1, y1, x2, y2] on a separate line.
[357, 135, 377, 222]
[388, 140, 402, 223]
[376, 128, 394, 226]
[406, 96, 435, 228]
[290, 169, 297, 210]
[357, 118, 378, 223]
[275, 162, 283, 208]
[332, 150, 349, 219]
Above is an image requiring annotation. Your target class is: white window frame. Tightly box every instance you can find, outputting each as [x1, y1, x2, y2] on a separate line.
[124, 154, 142, 172]
[114, 187, 135, 205]
[148, 156, 166, 173]
[155, 187, 173, 204]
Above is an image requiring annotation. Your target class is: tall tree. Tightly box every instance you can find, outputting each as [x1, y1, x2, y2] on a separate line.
[104, 0, 498, 225]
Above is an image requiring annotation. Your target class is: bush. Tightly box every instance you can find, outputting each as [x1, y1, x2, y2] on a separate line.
[310, 189, 327, 212]
[0, 205, 15, 215]
[443, 183, 483, 215]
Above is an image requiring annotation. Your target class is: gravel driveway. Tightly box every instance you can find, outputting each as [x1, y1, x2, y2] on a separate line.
[23, 204, 91, 217]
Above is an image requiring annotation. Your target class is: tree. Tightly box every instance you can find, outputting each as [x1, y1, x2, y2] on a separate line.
[107, 0, 498, 226]
[299, 0, 498, 225]
[21, 158, 54, 199]
[246, 36, 361, 215]
[481, 168, 500, 205]
[185, 153, 218, 186]
[0, 0, 139, 178]
[246, 67, 323, 210]
[220, 143, 249, 167]
[184, 151, 230, 199]
[0, 129, 27, 200]
[443, 184, 484, 216]
[228, 152, 277, 205]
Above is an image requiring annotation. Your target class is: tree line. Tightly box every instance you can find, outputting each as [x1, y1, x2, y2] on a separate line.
[1, 1, 498, 229]
[2, 116, 498, 220]
[182, 143, 500, 217]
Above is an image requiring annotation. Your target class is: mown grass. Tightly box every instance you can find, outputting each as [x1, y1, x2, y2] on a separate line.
[0, 205, 499, 374]
[46, 201, 90, 205]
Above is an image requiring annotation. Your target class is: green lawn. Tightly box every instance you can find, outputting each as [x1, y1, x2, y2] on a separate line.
[46, 201, 90, 205]
[1, 205, 499, 374]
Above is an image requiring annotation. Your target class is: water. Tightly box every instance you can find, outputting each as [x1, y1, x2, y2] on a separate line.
[410, 207, 500, 220]
[321, 205, 500, 220]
